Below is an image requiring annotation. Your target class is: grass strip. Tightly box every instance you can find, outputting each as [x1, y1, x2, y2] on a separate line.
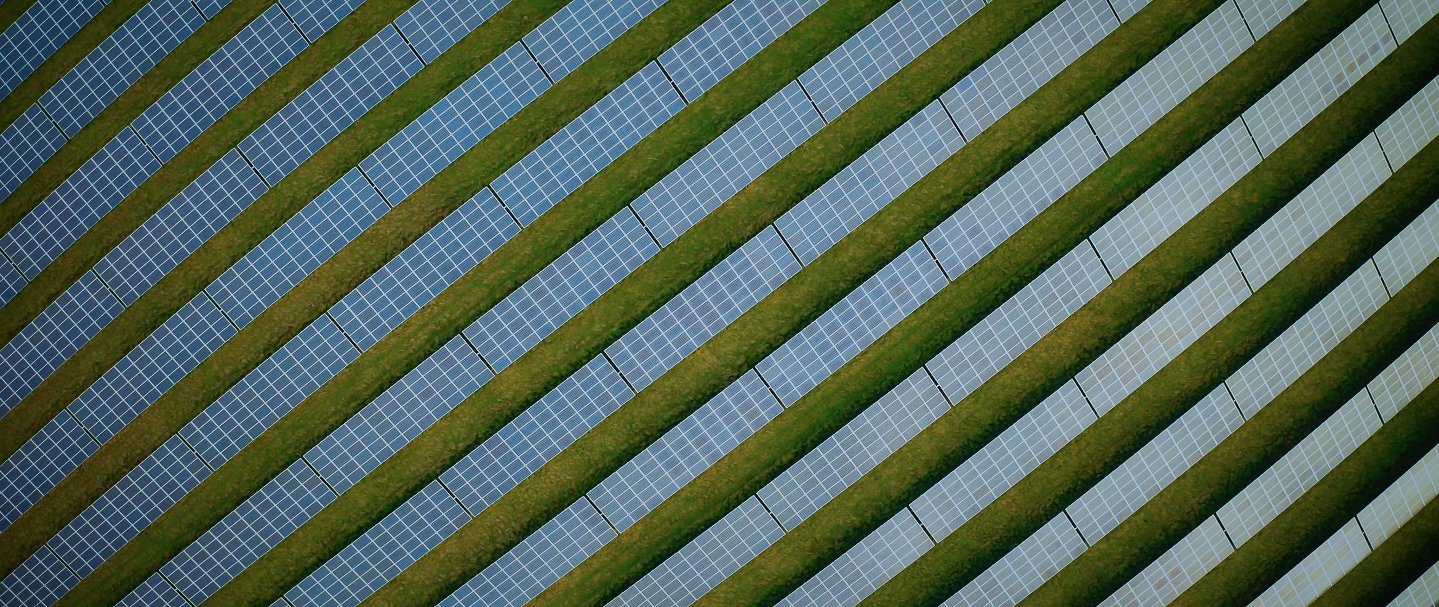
[199, 0, 935, 602]
[1311, 495, 1439, 607]
[40, 0, 838, 601]
[693, 4, 1431, 604]
[0, 0, 146, 132]
[894, 137, 1439, 607]
[0, 0, 427, 352]
[0, 0, 577, 578]
[1, 0, 276, 224]
[369, 0, 1246, 604]
[1173, 376, 1439, 606]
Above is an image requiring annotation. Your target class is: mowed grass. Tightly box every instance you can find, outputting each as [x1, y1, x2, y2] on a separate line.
[692, 1, 1430, 605]
[1174, 374, 1439, 606]
[0, 0, 147, 132]
[0, 0, 577, 579]
[0, 0, 436, 455]
[1002, 141, 1439, 607]
[0, 0, 276, 224]
[1310, 494, 1439, 607]
[364, 0, 1255, 604]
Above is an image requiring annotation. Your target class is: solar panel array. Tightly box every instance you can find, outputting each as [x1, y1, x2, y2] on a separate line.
[1, 0, 1437, 605]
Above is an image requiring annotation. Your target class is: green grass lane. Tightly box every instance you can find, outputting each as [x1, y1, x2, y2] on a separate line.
[942, 140, 1439, 607]
[368, 0, 1256, 604]
[0, 0, 579, 580]
[691, 4, 1430, 605]
[0, 0, 276, 222]
[0, 0, 146, 132]
[1173, 376, 1439, 606]
[0, 0, 429, 350]
[39, 0, 883, 601]
[1311, 495, 1439, 607]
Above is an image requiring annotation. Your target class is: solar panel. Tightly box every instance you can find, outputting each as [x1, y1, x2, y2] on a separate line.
[2, 0, 1436, 604]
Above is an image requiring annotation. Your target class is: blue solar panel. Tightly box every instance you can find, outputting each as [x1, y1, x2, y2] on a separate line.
[0, 0, 106, 98]
[658, 0, 824, 101]
[281, 0, 365, 42]
[631, 83, 824, 245]
[305, 336, 490, 493]
[93, 150, 267, 304]
[524, 0, 664, 80]
[206, 168, 389, 328]
[437, 498, 613, 607]
[68, 293, 234, 442]
[358, 43, 550, 203]
[0, 127, 159, 281]
[441, 355, 633, 513]
[490, 62, 683, 225]
[800, 0, 983, 120]
[286, 480, 466, 606]
[589, 371, 782, 531]
[132, 5, 309, 163]
[40, 0, 205, 136]
[179, 317, 358, 467]
[0, 271, 123, 415]
[463, 210, 657, 371]
[158, 459, 334, 603]
[47, 436, 209, 581]
[394, 0, 509, 62]
[327, 188, 518, 350]
[607, 228, 799, 390]
[0, 413, 97, 532]
[0, 103, 66, 201]
[239, 25, 424, 184]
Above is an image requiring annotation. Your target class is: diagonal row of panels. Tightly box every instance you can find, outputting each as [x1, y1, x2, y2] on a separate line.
[0, 0, 1436, 604]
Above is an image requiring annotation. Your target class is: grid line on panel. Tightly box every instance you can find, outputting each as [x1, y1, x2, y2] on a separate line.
[88, 268, 126, 308]
[653, 58, 691, 104]
[756, 495, 790, 533]
[1230, 0, 1259, 43]
[299, 455, 341, 498]
[1375, 1, 1400, 44]
[234, 145, 274, 188]
[793, 78, 828, 123]
[324, 312, 365, 356]
[33, 99, 68, 138]
[907, 507, 939, 546]
[128, 128, 164, 167]
[45, 545, 83, 586]
[355, 165, 398, 209]
[61, 408, 103, 450]
[933, 98, 968, 144]
[157, 570, 197, 607]
[519, 38, 557, 84]
[392, 22, 427, 65]
[200, 290, 240, 332]
[585, 495, 622, 535]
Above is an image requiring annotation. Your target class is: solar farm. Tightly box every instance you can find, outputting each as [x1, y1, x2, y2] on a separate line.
[0, 0, 1436, 605]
